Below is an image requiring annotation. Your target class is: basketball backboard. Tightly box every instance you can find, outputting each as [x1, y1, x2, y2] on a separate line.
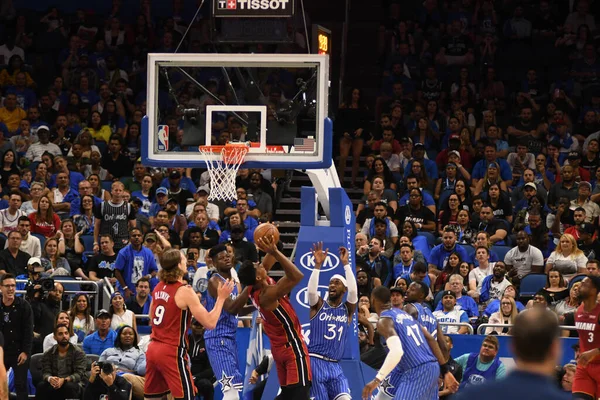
[141, 53, 332, 169]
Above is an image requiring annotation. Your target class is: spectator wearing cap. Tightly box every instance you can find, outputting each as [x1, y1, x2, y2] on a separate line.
[390, 286, 404, 309]
[432, 290, 469, 334]
[437, 133, 473, 168]
[160, 167, 197, 194]
[514, 181, 540, 213]
[548, 165, 579, 207]
[101, 134, 133, 179]
[570, 181, 599, 223]
[471, 142, 513, 189]
[577, 223, 600, 260]
[83, 309, 118, 356]
[435, 274, 479, 318]
[0, 230, 29, 276]
[507, 141, 535, 183]
[24, 125, 62, 162]
[165, 169, 194, 212]
[403, 142, 438, 180]
[228, 224, 259, 263]
[549, 119, 578, 157]
[188, 186, 219, 222]
[161, 198, 188, 237]
[565, 151, 591, 182]
[148, 186, 169, 221]
[397, 136, 414, 172]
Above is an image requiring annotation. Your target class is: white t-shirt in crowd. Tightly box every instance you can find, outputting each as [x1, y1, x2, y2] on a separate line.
[504, 245, 544, 278]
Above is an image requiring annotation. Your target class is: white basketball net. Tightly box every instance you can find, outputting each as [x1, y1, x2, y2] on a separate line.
[199, 145, 249, 202]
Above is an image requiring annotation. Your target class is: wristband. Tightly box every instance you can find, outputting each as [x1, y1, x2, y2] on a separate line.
[375, 374, 384, 383]
[123, 286, 129, 290]
[440, 362, 450, 375]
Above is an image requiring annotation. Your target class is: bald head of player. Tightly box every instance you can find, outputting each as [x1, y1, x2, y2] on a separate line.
[159, 248, 186, 283]
[371, 285, 392, 315]
[511, 308, 561, 375]
[208, 244, 232, 274]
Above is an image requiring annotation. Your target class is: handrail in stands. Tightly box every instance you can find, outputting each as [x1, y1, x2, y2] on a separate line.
[439, 322, 474, 334]
[15, 278, 100, 315]
[477, 323, 578, 335]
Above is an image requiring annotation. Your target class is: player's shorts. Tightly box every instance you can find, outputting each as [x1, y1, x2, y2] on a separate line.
[309, 356, 350, 400]
[573, 362, 600, 398]
[273, 342, 311, 388]
[205, 337, 243, 394]
[376, 362, 439, 400]
[144, 341, 197, 400]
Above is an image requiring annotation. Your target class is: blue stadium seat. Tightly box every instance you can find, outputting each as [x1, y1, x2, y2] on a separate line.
[492, 245, 511, 262]
[569, 274, 587, 288]
[137, 325, 152, 335]
[458, 244, 475, 261]
[519, 273, 547, 302]
[433, 290, 445, 309]
[80, 235, 95, 253]
[31, 233, 45, 249]
[101, 181, 113, 192]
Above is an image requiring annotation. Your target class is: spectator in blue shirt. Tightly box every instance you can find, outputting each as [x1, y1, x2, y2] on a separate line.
[429, 226, 469, 275]
[435, 273, 479, 317]
[404, 143, 439, 180]
[82, 309, 118, 356]
[114, 228, 158, 300]
[359, 237, 392, 286]
[472, 143, 512, 188]
[398, 174, 437, 214]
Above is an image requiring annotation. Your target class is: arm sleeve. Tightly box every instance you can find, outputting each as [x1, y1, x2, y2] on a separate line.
[344, 264, 358, 304]
[307, 267, 320, 307]
[376, 336, 404, 381]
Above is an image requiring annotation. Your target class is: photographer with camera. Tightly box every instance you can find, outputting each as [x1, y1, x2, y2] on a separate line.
[0, 273, 33, 400]
[37, 323, 86, 400]
[84, 361, 131, 400]
[27, 265, 64, 354]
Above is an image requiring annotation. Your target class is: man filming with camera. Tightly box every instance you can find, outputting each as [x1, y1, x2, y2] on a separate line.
[0, 273, 33, 400]
[83, 361, 132, 400]
[27, 262, 64, 354]
[37, 323, 86, 400]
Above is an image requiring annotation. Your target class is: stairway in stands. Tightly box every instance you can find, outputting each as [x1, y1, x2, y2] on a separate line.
[273, 160, 366, 257]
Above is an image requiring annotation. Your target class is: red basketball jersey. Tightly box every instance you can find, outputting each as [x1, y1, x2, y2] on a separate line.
[576, 303, 600, 364]
[250, 277, 307, 348]
[150, 281, 191, 348]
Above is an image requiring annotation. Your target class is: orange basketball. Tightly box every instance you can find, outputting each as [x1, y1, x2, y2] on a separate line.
[254, 223, 280, 249]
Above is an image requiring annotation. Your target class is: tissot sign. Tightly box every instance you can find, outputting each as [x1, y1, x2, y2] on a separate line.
[214, 0, 294, 17]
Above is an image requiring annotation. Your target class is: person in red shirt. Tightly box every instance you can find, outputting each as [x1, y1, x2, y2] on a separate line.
[144, 249, 234, 400]
[573, 275, 600, 399]
[238, 236, 311, 400]
[371, 127, 402, 154]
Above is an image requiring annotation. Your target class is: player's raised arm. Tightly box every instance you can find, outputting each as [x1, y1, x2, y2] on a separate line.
[339, 247, 358, 317]
[362, 317, 403, 399]
[308, 242, 328, 316]
[184, 280, 235, 330]
[258, 235, 304, 301]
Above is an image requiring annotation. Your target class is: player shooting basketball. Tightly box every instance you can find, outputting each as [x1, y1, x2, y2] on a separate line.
[238, 235, 312, 400]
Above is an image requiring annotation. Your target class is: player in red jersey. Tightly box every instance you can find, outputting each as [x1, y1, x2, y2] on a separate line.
[238, 236, 311, 400]
[144, 248, 234, 400]
[573, 275, 600, 400]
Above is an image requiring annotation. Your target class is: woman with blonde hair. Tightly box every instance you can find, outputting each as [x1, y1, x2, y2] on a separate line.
[473, 162, 508, 195]
[546, 233, 588, 279]
[485, 296, 518, 335]
[554, 281, 582, 318]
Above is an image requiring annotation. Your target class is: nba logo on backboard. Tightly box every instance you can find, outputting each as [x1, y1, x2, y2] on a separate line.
[157, 125, 169, 151]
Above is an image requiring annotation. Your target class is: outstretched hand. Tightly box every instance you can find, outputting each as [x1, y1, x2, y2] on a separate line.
[311, 242, 328, 268]
[217, 279, 235, 300]
[443, 371, 459, 393]
[338, 247, 349, 266]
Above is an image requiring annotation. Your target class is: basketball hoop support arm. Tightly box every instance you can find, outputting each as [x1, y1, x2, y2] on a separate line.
[299, 165, 341, 218]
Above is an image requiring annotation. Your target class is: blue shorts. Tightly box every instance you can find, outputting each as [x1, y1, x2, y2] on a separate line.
[205, 337, 243, 393]
[379, 362, 439, 400]
[309, 356, 350, 400]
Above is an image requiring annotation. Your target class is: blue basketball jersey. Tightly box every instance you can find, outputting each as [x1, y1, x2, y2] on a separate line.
[413, 303, 438, 338]
[308, 301, 350, 361]
[204, 273, 239, 340]
[380, 308, 436, 375]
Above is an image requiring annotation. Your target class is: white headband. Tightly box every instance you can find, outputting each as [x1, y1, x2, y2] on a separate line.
[330, 274, 347, 287]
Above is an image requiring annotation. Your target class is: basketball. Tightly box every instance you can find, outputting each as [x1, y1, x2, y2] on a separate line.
[254, 223, 280, 249]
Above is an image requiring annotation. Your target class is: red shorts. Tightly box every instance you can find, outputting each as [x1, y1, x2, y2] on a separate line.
[144, 341, 197, 399]
[573, 363, 600, 397]
[272, 342, 311, 388]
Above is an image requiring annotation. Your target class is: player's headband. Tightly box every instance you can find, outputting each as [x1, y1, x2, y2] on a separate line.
[330, 274, 347, 287]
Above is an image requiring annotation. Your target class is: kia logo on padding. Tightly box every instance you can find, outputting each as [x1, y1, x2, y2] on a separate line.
[299, 251, 340, 272]
[345, 205, 351, 225]
[295, 285, 329, 309]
